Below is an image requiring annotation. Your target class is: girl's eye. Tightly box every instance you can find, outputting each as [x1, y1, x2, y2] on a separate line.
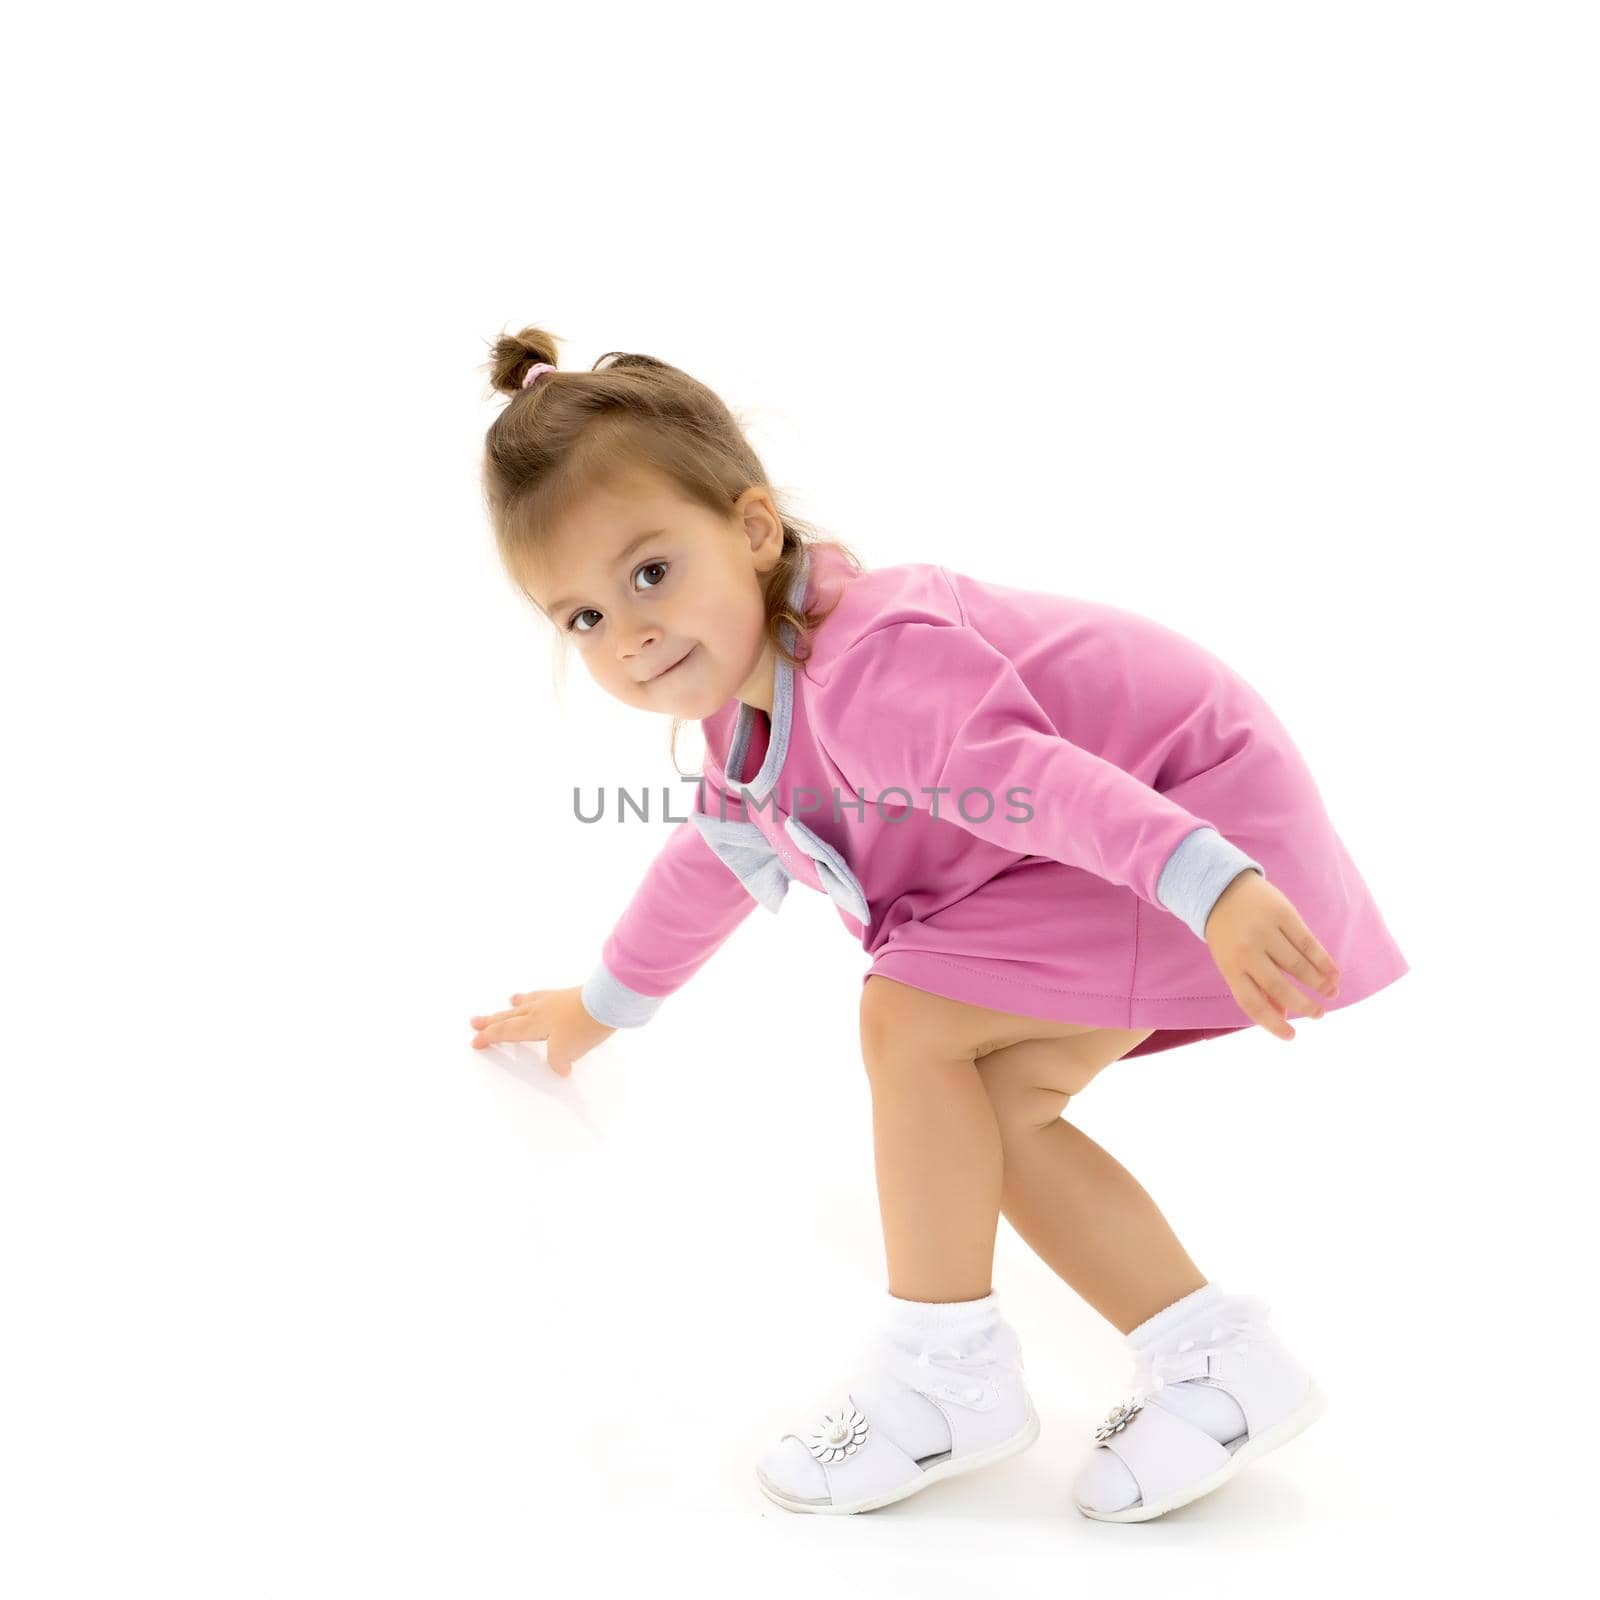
[566, 561, 667, 632]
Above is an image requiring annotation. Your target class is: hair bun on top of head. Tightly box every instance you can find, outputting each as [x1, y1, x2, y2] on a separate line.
[486, 325, 562, 395]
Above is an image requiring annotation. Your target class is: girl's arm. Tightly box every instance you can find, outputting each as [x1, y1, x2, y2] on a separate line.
[579, 773, 766, 1028]
[808, 621, 1264, 942]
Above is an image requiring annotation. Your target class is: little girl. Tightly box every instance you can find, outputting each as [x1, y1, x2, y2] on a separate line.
[469, 330, 1409, 1522]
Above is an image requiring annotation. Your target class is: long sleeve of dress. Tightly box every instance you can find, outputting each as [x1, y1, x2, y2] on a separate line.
[579, 773, 765, 1028]
[807, 621, 1264, 940]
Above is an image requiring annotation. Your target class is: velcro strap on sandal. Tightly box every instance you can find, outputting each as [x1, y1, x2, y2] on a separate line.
[1096, 1396, 1232, 1506]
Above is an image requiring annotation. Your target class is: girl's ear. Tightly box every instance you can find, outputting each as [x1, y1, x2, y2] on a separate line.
[735, 486, 785, 562]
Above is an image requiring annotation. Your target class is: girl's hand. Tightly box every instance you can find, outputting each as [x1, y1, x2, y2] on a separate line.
[1203, 872, 1342, 1042]
[468, 986, 617, 1076]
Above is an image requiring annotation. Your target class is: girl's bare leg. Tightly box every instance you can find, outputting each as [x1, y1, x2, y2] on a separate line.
[974, 1032, 1209, 1335]
[859, 976, 1209, 1334]
[858, 981, 1004, 1302]
[858, 977, 1147, 1305]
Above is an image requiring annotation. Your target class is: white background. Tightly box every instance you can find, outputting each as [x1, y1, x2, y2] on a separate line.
[3, 3, 1594, 1595]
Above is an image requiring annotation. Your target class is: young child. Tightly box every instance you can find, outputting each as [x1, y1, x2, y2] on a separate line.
[469, 330, 1409, 1522]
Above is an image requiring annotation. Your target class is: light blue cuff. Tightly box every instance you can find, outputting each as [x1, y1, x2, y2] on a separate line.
[580, 963, 666, 1028]
[1155, 826, 1265, 940]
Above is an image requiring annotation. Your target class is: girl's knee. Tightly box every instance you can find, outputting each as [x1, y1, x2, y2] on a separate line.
[976, 1028, 1155, 1131]
[986, 1079, 1075, 1136]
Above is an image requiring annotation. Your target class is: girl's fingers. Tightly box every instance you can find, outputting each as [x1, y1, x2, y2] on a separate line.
[472, 1015, 550, 1048]
[1233, 971, 1294, 1041]
[471, 999, 542, 1030]
[1255, 957, 1323, 1022]
[1260, 940, 1326, 1019]
[470, 1007, 519, 1029]
[1279, 920, 1341, 995]
[469, 997, 546, 1037]
[1267, 930, 1334, 1008]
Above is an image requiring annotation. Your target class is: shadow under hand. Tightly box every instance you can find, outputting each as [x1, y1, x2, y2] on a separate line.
[476, 1039, 608, 1144]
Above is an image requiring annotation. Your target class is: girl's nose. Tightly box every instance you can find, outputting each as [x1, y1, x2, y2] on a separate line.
[620, 623, 662, 659]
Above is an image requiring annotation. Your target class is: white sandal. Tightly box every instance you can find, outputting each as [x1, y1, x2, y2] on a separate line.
[755, 1320, 1040, 1515]
[1072, 1293, 1327, 1522]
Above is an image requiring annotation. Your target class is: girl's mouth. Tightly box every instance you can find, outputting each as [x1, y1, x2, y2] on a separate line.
[651, 645, 696, 681]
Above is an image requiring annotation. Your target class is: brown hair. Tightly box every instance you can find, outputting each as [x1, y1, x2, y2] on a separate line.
[479, 325, 863, 773]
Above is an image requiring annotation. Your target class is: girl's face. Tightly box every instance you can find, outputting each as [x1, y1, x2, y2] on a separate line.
[523, 467, 787, 719]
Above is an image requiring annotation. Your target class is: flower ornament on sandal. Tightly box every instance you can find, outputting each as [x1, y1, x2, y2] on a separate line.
[805, 1405, 870, 1463]
[1095, 1398, 1143, 1440]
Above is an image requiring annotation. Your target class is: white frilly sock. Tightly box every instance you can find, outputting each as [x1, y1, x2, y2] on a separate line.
[884, 1289, 1001, 1341]
[1076, 1282, 1252, 1513]
[1125, 1282, 1248, 1440]
[872, 1289, 1005, 1458]
[1127, 1281, 1226, 1348]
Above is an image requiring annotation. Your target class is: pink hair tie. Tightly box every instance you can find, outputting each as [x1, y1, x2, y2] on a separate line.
[521, 362, 557, 391]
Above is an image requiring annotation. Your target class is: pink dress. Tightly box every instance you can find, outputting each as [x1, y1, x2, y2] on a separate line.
[580, 542, 1409, 1058]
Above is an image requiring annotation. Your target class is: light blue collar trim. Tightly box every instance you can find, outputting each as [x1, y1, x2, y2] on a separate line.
[724, 546, 810, 803]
